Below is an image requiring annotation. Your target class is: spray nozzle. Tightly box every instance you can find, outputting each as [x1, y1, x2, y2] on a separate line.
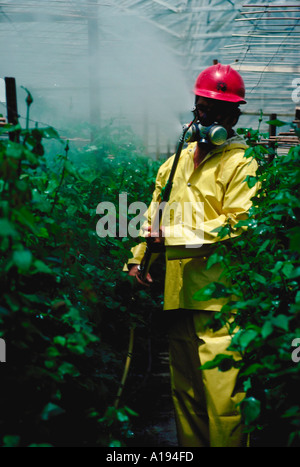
[185, 123, 227, 146]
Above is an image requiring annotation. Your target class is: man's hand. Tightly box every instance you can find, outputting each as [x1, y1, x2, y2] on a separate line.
[128, 264, 153, 287]
[144, 225, 165, 244]
[127, 226, 164, 286]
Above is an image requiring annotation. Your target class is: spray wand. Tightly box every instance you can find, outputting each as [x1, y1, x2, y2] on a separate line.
[114, 112, 228, 407]
[137, 115, 197, 282]
[113, 114, 197, 410]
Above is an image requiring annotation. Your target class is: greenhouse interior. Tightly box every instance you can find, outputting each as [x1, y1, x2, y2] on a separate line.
[0, 0, 299, 450]
[1, 0, 299, 154]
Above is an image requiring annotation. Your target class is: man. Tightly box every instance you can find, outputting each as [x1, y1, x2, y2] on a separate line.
[126, 63, 258, 447]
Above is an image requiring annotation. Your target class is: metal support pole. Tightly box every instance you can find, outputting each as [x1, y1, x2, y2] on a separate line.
[268, 112, 277, 161]
[4, 77, 19, 142]
[87, 1, 100, 141]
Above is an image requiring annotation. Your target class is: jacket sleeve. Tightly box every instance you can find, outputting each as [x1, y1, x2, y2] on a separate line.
[123, 160, 168, 269]
[164, 155, 258, 258]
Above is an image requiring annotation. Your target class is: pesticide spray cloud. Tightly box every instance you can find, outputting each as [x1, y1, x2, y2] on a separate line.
[0, 1, 192, 154]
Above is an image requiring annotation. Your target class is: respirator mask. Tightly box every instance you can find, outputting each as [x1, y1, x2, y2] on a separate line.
[185, 122, 227, 146]
[184, 104, 227, 146]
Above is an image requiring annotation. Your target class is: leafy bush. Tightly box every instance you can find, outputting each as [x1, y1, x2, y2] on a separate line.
[0, 119, 162, 447]
[194, 122, 300, 447]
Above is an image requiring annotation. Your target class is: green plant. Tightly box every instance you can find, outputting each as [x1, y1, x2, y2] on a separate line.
[0, 111, 162, 446]
[193, 119, 300, 447]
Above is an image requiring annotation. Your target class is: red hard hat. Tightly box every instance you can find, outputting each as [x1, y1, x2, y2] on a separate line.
[194, 63, 246, 104]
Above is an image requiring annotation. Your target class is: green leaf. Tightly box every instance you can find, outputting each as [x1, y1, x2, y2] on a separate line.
[241, 363, 264, 377]
[287, 226, 300, 253]
[261, 320, 273, 339]
[32, 259, 53, 275]
[233, 298, 261, 312]
[2, 435, 20, 447]
[116, 410, 129, 423]
[0, 219, 17, 237]
[53, 336, 66, 346]
[241, 397, 261, 425]
[206, 251, 224, 270]
[211, 223, 232, 239]
[282, 406, 300, 418]
[124, 406, 139, 417]
[58, 362, 80, 377]
[41, 402, 65, 421]
[231, 328, 258, 351]
[39, 127, 62, 140]
[12, 207, 39, 235]
[273, 191, 300, 207]
[244, 175, 258, 189]
[251, 272, 267, 285]
[235, 218, 256, 229]
[6, 141, 23, 159]
[244, 146, 255, 158]
[193, 282, 232, 301]
[200, 353, 237, 371]
[28, 443, 53, 447]
[109, 440, 122, 447]
[257, 239, 271, 255]
[37, 227, 49, 239]
[12, 249, 32, 271]
[282, 262, 295, 279]
[47, 346, 60, 357]
[271, 314, 290, 332]
[64, 160, 83, 180]
[243, 378, 252, 391]
[265, 118, 289, 127]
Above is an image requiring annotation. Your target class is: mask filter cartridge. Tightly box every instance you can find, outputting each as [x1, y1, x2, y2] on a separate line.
[185, 123, 227, 146]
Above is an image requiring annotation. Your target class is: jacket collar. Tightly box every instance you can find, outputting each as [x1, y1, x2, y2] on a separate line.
[187, 133, 248, 166]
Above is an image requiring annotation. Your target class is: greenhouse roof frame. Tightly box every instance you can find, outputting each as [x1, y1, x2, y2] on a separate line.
[0, 0, 299, 150]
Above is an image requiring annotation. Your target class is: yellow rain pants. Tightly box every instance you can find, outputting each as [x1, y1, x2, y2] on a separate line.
[167, 310, 245, 448]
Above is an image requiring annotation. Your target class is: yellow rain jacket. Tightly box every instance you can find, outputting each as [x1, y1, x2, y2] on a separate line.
[127, 134, 258, 312]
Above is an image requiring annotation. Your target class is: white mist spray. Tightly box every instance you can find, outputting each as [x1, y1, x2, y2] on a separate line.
[0, 1, 192, 155]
